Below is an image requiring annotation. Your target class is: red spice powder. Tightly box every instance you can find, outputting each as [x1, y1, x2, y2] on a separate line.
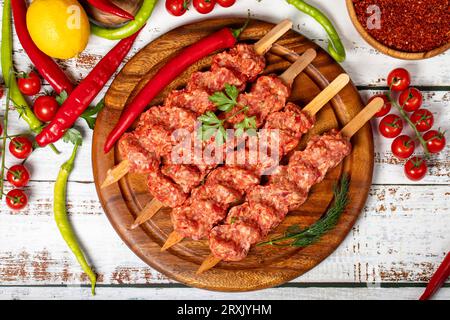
[353, 0, 450, 52]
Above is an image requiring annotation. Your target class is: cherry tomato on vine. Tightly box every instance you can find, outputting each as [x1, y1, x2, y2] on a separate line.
[165, 0, 190, 16]
[9, 136, 33, 159]
[5, 189, 28, 210]
[404, 157, 427, 181]
[33, 95, 59, 122]
[391, 135, 415, 159]
[369, 94, 391, 117]
[387, 68, 410, 91]
[193, 0, 215, 14]
[6, 165, 30, 188]
[399, 87, 422, 112]
[379, 114, 403, 138]
[216, 0, 235, 7]
[17, 71, 41, 96]
[423, 130, 446, 154]
[410, 109, 434, 132]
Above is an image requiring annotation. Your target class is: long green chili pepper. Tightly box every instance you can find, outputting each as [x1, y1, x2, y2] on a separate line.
[1, 0, 59, 154]
[287, 0, 346, 62]
[54, 141, 97, 295]
[0, 70, 12, 201]
[91, 0, 157, 40]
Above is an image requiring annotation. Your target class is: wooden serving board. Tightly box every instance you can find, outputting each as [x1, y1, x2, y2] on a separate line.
[92, 18, 373, 291]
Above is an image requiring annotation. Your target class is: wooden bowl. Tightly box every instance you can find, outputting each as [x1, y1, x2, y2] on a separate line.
[345, 0, 450, 60]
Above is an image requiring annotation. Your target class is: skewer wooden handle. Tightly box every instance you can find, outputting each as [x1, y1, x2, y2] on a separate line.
[254, 19, 293, 56]
[161, 231, 185, 251]
[101, 160, 130, 189]
[303, 74, 350, 116]
[341, 97, 384, 138]
[130, 198, 164, 229]
[279, 48, 317, 86]
[197, 254, 222, 274]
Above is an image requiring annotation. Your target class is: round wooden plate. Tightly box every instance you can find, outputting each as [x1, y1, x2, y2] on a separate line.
[92, 18, 374, 291]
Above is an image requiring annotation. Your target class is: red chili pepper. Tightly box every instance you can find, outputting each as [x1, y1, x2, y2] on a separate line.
[35, 29, 142, 147]
[86, 0, 135, 20]
[419, 252, 450, 300]
[11, 0, 74, 94]
[104, 27, 238, 153]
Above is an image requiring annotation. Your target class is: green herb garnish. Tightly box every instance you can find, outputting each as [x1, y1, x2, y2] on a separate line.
[258, 175, 350, 247]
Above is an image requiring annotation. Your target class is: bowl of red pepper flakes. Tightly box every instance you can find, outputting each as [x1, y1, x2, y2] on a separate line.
[346, 0, 450, 60]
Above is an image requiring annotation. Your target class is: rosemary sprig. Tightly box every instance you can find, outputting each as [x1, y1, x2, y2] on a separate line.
[258, 175, 350, 247]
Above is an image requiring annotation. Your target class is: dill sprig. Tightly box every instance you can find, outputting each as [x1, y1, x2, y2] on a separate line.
[258, 175, 350, 247]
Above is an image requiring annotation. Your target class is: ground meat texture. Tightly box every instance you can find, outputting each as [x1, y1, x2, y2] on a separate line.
[290, 129, 352, 182]
[187, 67, 245, 93]
[147, 170, 188, 207]
[134, 124, 173, 157]
[212, 44, 266, 82]
[225, 75, 290, 126]
[161, 164, 204, 193]
[265, 103, 315, 137]
[191, 183, 242, 206]
[206, 167, 260, 193]
[209, 222, 262, 261]
[118, 133, 160, 173]
[165, 89, 216, 115]
[171, 199, 227, 240]
[246, 185, 305, 213]
[227, 203, 280, 236]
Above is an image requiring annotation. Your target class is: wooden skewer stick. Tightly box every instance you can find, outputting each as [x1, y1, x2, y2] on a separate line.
[162, 71, 348, 252]
[132, 48, 318, 232]
[253, 19, 293, 56]
[196, 97, 385, 275]
[101, 160, 129, 189]
[101, 20, 293, 190]
[161, 231, 185, 251]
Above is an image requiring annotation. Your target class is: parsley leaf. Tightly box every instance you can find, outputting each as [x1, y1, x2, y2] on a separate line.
[81, 100, 105, 129]
[63, 128, 83, 146]
[55, 90, 68, 105]
[208, 84, 239, 112]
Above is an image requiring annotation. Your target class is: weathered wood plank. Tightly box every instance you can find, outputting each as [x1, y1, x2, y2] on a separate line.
[0, 183, 448, 285]
[0, 286, 448, 300]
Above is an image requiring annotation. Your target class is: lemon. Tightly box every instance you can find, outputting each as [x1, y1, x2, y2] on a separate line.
[26, 0, 90, 59]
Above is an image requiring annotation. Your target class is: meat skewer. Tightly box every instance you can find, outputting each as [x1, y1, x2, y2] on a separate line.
[197, 97, 385, 274]
[161, 74, 350, 251]
[131, 49, 320, 230]
[101, 20, 293, 189]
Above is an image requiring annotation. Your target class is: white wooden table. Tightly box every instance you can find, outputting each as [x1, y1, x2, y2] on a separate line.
[0, 0, 449, 300]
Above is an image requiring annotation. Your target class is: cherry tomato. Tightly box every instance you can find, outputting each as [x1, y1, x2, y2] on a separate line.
[398, 87, 422, 112]
[423, 130, 446, 154]
[387, 68, 410, 91]
[17, 71, 41, 96]
[165, 0, 190, 16]
[33, 95, 59, 122]
[404, 157, 427, 181]
[193, 0, 215, 14]
[391, 135, 415, 159]
[6, 165, 31, 188]
[369, 94, 391, 117]
[379, 114, 403, 138]
[5, 189, 28, 211]
[216, 0, 235, 7]
[410, 109, 434, 132]
[9, 136, 33, 159]
[0, 85, 4, 99]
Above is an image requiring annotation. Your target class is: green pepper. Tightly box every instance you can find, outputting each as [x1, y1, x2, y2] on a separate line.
[91, 0, 157, 40]
[54, 141, 97, 295]
[2, 0, 42, 132]
[287, 0, 346, 62]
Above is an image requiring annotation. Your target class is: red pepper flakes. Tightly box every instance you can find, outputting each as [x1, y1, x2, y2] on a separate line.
[353, 0, 450, 52]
